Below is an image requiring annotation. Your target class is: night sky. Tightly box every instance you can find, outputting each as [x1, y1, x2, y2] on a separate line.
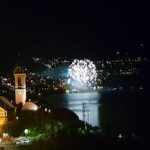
[0, 1, 150, 64]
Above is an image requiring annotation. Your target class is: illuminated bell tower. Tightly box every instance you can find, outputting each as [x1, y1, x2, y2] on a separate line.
[14, 66, 26, 105]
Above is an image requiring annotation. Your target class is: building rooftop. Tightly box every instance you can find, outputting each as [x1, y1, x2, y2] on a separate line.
[0, 96, 15, 110]
[22, 102, 38, 111]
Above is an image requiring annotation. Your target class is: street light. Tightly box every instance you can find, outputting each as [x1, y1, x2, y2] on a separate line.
[24, 129, 29, 138]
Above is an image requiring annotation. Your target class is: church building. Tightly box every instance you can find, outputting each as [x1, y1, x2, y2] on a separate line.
[0, 64, 38, 127]
[13, 65, 38, 112]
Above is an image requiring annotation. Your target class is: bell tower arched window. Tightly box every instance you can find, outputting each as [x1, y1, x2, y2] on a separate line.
[18, 77, 21, 86]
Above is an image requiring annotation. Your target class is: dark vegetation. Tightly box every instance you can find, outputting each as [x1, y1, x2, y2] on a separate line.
[6, 108, 80, 137]
[3, 107, 148, 150]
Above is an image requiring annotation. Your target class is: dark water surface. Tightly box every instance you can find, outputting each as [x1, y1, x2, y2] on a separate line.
[43, 91, 149, 136]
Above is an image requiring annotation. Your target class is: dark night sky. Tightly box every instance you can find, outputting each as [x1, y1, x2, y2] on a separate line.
[0, 1, 150, 64]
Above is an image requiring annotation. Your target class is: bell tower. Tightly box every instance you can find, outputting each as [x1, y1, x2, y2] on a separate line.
[14, 66, 26, 105]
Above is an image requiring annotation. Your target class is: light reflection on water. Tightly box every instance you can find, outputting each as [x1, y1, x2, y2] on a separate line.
[45, 92, 101, 127]
[65, 92, 100, 127]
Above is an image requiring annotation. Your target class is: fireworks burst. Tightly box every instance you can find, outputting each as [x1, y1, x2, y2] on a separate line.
[68, 59, 97, 88]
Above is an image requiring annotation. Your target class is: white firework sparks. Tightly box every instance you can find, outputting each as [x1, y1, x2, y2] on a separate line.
[68, 59, 97, 87]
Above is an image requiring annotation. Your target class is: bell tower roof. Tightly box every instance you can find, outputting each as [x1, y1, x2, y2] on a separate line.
[14, 65, 25, 74]
[13, 51, 25, 74]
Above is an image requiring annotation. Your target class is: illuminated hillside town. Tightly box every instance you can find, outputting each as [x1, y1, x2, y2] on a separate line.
[0, 1, 150, 149]
[0, 56, 148, 102]
[0, 54, 149, 147]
